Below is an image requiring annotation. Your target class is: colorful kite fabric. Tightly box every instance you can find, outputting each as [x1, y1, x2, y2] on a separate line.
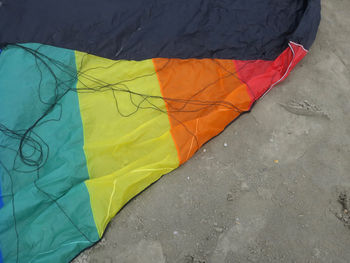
[0, 0, 320, 262]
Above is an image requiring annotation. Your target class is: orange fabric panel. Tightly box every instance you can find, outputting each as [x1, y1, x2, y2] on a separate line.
[153, 58, 252, 164]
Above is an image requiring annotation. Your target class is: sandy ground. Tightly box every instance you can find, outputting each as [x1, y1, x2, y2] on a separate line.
[74, 1, 350, 262]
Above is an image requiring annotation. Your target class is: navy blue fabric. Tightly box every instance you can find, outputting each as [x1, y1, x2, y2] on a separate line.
[0, 0, 320, 60]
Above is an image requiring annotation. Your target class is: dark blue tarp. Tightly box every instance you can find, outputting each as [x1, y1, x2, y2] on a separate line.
[0, 0, 320, 60]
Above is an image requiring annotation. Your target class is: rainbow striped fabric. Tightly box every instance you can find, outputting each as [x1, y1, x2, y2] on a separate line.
[0, 41, 307, 262]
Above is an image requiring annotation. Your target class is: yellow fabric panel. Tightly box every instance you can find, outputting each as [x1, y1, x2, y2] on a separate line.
[75, 52, 179, 237]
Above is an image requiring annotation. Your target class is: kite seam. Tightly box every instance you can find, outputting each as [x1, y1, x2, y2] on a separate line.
[152, 58, 182, 166]
[289, 41, 309, 53]
[103, 178, 117, 234]
[260, 42, 296, 99]
[185, 118, 199, 162]
[28, 240, 92, 263]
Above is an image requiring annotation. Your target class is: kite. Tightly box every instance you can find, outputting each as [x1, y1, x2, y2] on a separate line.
[0, 0, 320, 262]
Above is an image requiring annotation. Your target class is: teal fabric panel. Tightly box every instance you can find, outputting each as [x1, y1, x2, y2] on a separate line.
[0, 44, 99, 263]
